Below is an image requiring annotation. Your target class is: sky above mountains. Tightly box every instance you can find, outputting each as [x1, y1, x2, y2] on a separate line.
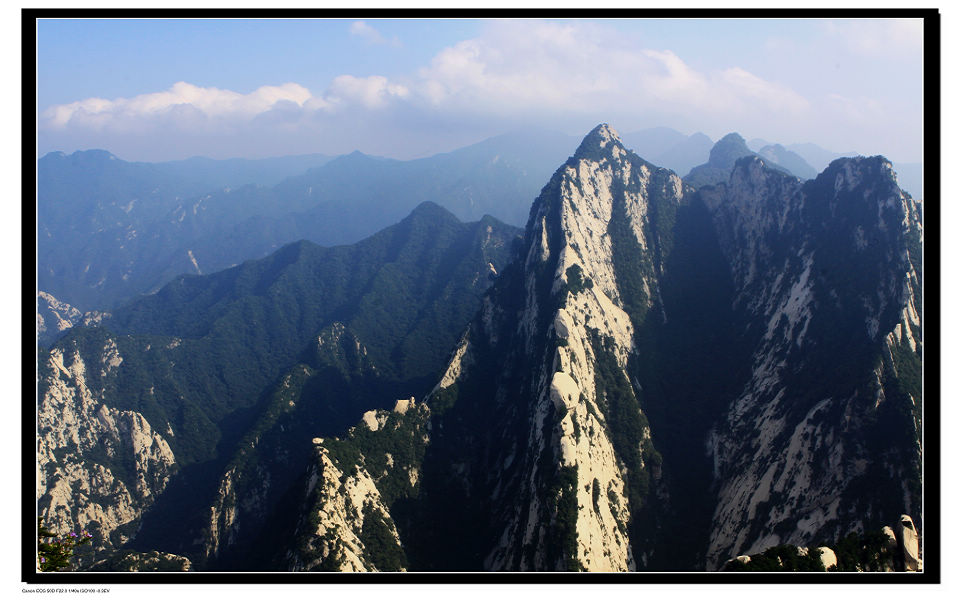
[36, 17, 925, 163]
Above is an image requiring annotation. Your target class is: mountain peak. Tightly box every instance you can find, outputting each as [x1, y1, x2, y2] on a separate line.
[396, 201, 464, 232]
[708, 133, 752, 169]
[573, 123, 626, 160]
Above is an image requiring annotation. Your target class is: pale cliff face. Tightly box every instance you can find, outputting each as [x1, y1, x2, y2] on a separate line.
[431, 124, 682, 571]
[289, 447, 401, 572]
[37, 339, 176, 563]
[284, 126, 923, 573]
[37, 291, 82, 338]
[286, 402, 429, 572]
[280, 125, 678, 572]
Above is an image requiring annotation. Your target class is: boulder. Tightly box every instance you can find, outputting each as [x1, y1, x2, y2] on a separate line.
[362, 410, 380, 432]
[817, 546, 837, 571]
[897, 514, 921, 571]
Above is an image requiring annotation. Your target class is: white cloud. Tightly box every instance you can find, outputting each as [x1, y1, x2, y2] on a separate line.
[42, 81, 313, 130]
[411, 20, 813, 124]
[349, 20, 402, 47]
[326, 75, 409, 109]
[40, 20, 819, 134]
[36, 19, 920, 162]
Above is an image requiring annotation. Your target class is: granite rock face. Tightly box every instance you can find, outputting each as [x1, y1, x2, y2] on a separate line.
[261, 125, 922, 572]
[36, 337, 176, 566]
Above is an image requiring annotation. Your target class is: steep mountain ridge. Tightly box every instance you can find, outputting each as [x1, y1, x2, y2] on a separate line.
[294, 125, 922, 572]
[701, 154, 922, 567]
[302, 124, 685, 570]
[37, 291, 83, 347]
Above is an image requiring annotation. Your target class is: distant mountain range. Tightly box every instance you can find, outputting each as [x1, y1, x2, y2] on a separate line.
[36, 126, 923, 322]
[748, 138, 921, 200]
[621, 127, 713, 176]
[37, 131, 571, 312]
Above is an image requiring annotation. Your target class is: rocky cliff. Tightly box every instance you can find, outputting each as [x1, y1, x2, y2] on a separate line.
[286, 125, 922, 573]
[37, 292, 82, 346]
[700, 155, 922, 568]
[36, 333, 176, 567]
[284, 399, 429, 572]
[292, 124, 683, 571]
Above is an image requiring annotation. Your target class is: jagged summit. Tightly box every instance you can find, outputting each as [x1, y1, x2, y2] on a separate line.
[821, 154, 893, 177]
[572, 123, 627, 160]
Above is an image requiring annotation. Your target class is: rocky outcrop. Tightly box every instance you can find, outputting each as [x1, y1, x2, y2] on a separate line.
[36, 338, 176, 565]
[37, 291, 112, 347]
[897, 514, 922, 571]
[481, 125, 678, 570]
[37, 291, 83, 346]
[816, 547, 838, 570]
[722, 546, 836, 571]
[286, 402, 430, 572]
[286, 446, 402, 572]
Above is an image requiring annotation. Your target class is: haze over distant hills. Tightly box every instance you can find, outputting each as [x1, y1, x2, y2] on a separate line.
[37, 125, 922, 323]
[621, 127, 714, 176]
[747, 138, 922, 200]
[37, 131, 572, 312]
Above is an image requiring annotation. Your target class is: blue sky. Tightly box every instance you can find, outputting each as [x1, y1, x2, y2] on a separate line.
[37, 19, 482, 106]
[35, 17, 925, 163]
